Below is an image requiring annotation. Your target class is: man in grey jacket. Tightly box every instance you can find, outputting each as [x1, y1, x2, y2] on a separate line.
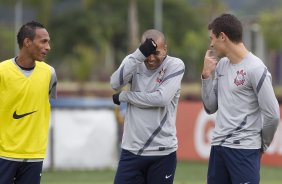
[111, 29, 185, 184]
[201, 13, 280, 184]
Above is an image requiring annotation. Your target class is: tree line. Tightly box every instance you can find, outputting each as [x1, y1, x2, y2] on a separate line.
[0, 0, 282, 85]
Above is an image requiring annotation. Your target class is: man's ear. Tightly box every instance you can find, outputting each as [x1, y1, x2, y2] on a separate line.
[164, 44, 167, 52]
[219, 32, 226, 40]
[23, 38, 32, 48]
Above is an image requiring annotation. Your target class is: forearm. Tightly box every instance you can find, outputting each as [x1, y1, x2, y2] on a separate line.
[261, 117, 280, 152]
[119, 90, 175, 108]
[201, 76, 218, 114]
[258, 78, 280, 151]
[120, 73, 183, 108]
[110, 49, 146, 90]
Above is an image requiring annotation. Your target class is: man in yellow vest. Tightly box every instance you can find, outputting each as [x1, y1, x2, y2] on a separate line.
[0, 21, 57, 184]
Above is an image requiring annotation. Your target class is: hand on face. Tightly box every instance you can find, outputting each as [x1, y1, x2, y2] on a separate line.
[139, 38, 157, 57]
[202, 50, 218, 79]
[144, 43, 167, 70]
[139, 36, 167, 70]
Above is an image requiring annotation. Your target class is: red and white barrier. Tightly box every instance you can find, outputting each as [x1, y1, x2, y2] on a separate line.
[176, 101, 282, 166]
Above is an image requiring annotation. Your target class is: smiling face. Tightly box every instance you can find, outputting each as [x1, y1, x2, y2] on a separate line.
[26, 28, 51, 61]
[144, 38, 167, 70]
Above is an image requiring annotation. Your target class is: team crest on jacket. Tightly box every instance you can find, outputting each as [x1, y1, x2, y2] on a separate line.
[156, 68, 166, 83]
[234, 69, 246, 86]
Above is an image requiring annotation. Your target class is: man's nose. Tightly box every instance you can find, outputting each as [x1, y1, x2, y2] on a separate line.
[147, 54, 154, 60]
[46, 43, 51, 51]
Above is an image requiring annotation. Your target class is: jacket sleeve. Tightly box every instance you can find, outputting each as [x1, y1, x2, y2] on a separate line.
[251, 66, 280, 152]
[110, 49, 146, 91]
[201, 70, 218, 114]
[119, 61, 185, 108]
[49, 66, 57, 99]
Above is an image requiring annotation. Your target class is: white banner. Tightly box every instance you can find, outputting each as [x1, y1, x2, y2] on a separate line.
[43, 109, 118, 170]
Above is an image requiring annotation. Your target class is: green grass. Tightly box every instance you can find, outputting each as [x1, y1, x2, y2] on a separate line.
[41, 161, 282, 184]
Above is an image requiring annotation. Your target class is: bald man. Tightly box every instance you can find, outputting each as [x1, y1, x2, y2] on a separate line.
[110, 29, 185, 184]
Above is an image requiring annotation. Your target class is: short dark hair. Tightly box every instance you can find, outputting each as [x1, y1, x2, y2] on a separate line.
[17, 21, 46, 49]
[208, 14, 243, 43]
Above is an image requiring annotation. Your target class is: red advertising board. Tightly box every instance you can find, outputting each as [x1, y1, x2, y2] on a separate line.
[176, 101, 282, 166]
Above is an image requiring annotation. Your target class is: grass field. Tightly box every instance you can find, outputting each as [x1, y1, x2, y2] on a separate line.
[41, 160, 282, 184]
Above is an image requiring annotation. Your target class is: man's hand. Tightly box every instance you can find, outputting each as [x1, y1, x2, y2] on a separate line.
[112, 93, 121, 105]
[202, 50, 218, 79]
[139, 38, 157, 57]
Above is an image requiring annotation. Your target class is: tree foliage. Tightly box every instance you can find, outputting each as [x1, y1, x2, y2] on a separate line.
[259, 8, 282, 51]
[0, 27, 14, 60]
[0, 0, 227, 82]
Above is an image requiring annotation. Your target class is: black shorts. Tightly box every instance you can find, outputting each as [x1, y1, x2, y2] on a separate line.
[114, 149, 177, 184]
[0, 158, 43, 184]
[207, 146, 261, 184]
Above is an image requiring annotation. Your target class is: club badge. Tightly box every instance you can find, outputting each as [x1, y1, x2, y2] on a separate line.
[234, 69, 246, 86]
[156, 68, 166, 83]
